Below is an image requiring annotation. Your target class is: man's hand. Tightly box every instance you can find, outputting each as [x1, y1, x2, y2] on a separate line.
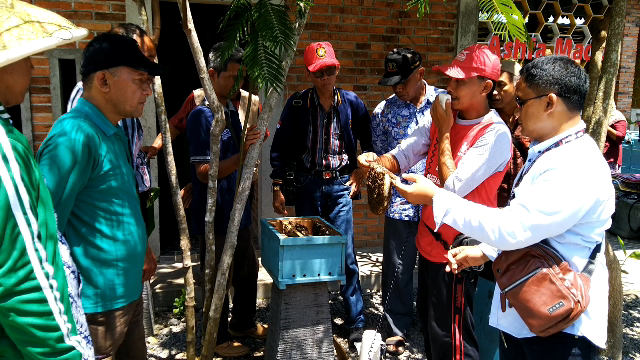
[141, 145, 160, 159]
[357, 152, 379, 170]
[244, 125, 262, 154]
[346, 167, 366, 198]
[273, 190, 288, 215]
[142, 245, 157, 282]
[445, 246, 489, 274]
[431, 96, 454, 135]
[393, 173, 439, 205]
[180, 183, 193, 209]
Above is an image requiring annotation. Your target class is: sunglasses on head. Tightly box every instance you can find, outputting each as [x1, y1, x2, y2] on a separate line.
[311, 66, 338, 78]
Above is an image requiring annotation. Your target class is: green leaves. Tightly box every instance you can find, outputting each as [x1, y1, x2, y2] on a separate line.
[405, 0, 430, 19]
[478, 0, 529, 43]
[220, 0, 297, 94]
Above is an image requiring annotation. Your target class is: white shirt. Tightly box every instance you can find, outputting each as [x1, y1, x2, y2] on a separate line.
[432, 121, 614, 348]
[389, 109, 512, 197]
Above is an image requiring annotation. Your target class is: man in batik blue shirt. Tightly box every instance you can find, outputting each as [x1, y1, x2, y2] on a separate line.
[371, 48, 443, 356]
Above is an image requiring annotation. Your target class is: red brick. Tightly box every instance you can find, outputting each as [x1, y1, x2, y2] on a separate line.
[31, 105, 52, 114]
[33, 124, 53, 133]
[341, 17, 371, 25]
[31, 58, 49, 67]
[59, 11, 92, 20]
[94, 12, 126, 21]
[328, 24, 357, 32]
[330, 6, 360, 14]
[30, 78, 50, 86]
[32, 67, 50, 77]
[35, 1, 72, 10]
[361, 8, 390, 16]
[111, 3, 126, 12]
[31, 95, 52, 105]
[74, 2, 109, 11]
[76, 22, 112, 32]
[32, 114, 53, 123]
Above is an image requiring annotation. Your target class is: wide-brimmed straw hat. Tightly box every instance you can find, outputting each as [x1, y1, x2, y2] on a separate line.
[0, 0, 88, 68]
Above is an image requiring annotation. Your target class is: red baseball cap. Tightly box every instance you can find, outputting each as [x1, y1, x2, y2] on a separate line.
[304, 42, 340, 72]
[432, 44, 500, 81]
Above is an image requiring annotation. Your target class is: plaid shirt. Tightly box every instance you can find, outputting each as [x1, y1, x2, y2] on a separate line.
[301, 87, 349, 171]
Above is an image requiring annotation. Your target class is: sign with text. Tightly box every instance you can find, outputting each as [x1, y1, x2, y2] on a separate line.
[485, 35, 592, 62]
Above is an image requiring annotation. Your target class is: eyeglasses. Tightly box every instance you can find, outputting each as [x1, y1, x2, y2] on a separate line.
[515, 94, 551, 108]
[311, 66, 338, 78]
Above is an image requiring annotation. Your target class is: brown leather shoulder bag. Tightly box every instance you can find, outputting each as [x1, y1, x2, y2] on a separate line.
[492, 240, 601, 337]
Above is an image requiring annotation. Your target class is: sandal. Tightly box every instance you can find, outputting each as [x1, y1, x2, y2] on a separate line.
[385, 336, 406, 356]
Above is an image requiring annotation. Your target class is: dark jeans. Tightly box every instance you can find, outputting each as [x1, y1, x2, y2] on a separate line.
[294, 173, 365, 329]
[499, 331, 598, 360]
[198, 227, 259, 344]
[382, 217, 418, 339]
[418, 255, 479, 360]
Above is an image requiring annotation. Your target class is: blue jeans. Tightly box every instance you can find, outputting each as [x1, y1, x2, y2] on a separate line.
[294, 173, 365, 329]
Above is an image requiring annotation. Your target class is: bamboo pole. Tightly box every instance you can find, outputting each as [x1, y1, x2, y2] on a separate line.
[200, 3, 312, 359]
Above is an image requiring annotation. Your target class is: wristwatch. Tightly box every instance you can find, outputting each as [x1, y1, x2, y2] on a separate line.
[272, 185, 281, 192]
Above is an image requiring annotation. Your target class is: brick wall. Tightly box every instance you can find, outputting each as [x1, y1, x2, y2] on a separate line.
[616, 0, 640, 118]
[26, 0, 123, 149]
[284, 0, 458, 248]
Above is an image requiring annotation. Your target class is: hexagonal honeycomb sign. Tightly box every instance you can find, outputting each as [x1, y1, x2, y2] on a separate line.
[478, 0, 609, 61]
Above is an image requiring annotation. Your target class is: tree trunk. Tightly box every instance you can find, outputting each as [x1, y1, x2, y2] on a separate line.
[583, 14, 610, 128]
[585, 0, 627, 151]
[200, 3, 312, 359]
[132, 1, 195, 356]
[603, 240, 623, 360]
[175, 0, 228, 342]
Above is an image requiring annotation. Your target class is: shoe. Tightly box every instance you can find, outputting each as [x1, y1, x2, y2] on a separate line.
[385, 336, 406, 356]
[214, 341, 251, 358]
[349, 327, 365, 347]
[229, 323, 268, 339]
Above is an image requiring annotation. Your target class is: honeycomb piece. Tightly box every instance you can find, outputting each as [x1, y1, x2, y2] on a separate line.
[367, 164, 393, 215]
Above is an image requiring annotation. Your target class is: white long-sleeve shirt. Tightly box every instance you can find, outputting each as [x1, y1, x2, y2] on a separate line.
[389, 109, 512, 197]
[432, 121, 614, 348]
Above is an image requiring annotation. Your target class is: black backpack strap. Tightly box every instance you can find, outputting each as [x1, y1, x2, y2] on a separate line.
[581, 241, 602, 278]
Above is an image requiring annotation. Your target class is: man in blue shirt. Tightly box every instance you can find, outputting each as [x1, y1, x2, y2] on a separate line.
[37, 33, 165, 358]
[270, 41, 373, 345]
[371, 48, 443, 355]
[186, 44, 266, 358]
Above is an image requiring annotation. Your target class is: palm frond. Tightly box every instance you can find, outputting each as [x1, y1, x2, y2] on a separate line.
[218, 0, 296, 94]
[478, 0, 529, 43]
[405, 0, 430, 18]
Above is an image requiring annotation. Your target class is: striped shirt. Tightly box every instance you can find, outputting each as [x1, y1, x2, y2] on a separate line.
[302, 87, 348, 171]
[68, 82, 151, 192]
[0, 103, 94, 359]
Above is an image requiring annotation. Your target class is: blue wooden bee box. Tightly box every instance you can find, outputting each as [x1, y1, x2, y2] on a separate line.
[261, 217, 346, 289]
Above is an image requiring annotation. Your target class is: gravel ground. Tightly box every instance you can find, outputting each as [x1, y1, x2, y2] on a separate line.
[146, 287, 640, 359]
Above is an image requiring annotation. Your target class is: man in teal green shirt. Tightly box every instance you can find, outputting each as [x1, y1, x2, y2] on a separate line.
[0, 1, 93, 358]
[37, 33, 165, 358]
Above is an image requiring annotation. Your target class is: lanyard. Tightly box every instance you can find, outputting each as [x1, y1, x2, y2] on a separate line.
[509, 128, 586, 204]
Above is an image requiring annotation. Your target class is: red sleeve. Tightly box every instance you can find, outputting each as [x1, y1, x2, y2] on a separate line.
[612, 120, 627, 143]
[169, 92, 197, 134]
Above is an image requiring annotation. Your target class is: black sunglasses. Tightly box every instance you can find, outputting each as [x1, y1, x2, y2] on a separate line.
[515, 93, 551, 108]
[311, 66, 338, 78]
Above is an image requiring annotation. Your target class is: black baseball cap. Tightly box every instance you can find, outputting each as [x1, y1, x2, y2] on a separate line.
[80, 33, 167, 77]
[378, 48, 422, 86]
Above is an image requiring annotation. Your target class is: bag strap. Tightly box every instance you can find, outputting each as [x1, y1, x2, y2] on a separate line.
[539, 239, 602, 278]
[581, 241, 602, 278]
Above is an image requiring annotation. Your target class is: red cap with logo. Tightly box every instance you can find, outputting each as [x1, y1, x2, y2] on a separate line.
[304, 42, 340, 72]
[432, 44, 500, 81]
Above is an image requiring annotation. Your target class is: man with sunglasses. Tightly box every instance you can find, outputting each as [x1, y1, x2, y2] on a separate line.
[370, 48, 444, 355]
[393, 55, 613, 360]
[270, 41, 373, 345]
[358, 44, 511, 360]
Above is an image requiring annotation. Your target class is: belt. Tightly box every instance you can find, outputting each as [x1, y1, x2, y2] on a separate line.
[301, 167, 351, 180]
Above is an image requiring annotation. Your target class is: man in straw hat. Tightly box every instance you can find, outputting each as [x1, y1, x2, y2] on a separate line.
[358, 44, 511, 360]
[0, 0, 93, 358]
[37, 32, 166, 359]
